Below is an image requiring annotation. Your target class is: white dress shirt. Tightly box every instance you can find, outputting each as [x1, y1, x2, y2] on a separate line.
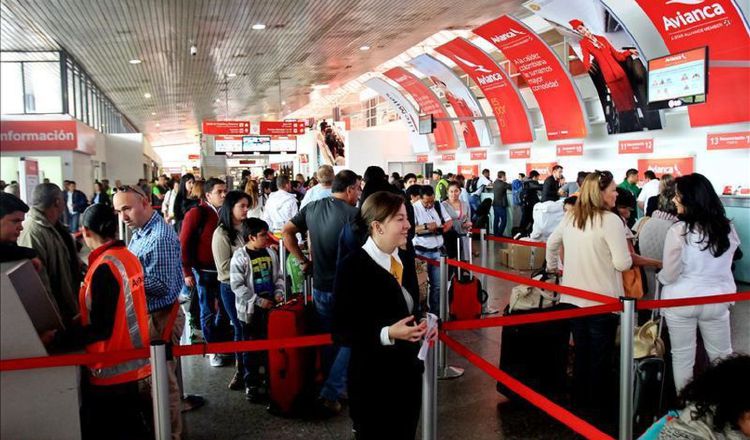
[412, 201, 451, 250]
[362, 237, 414, 346]
[637, 179, 660, 205]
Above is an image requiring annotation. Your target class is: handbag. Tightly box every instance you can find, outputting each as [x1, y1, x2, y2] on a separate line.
[508, 270, 559, 312]
[633, 319, 666, 359]
[623, 266, 645, 299]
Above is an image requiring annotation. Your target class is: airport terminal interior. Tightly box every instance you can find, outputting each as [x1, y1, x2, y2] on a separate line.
[1, 1, 749, 439]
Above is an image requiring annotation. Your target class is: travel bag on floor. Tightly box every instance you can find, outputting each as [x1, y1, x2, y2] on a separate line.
[633, 280, 667, 430]
[448, 233, 487, 320]
[496, 269, 571, 401]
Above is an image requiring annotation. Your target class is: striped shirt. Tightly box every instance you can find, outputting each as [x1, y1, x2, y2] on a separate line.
[128, 212, 182, 312]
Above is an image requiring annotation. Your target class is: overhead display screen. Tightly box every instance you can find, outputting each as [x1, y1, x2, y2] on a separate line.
[648, 47, 707, 109]
[270, 137, 297, 153]
[242, 135, 271, 152]
[214, 136, 243, 153]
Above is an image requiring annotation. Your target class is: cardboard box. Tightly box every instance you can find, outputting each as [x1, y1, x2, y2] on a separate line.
[498, 249, 509, 267]
[506, 243, 544, 271]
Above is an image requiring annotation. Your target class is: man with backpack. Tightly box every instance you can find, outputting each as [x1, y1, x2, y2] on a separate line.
[433, 169, 450, 202]
[469, 169, 492, 221]
[518, 171, 543, 237]
[180, 177, 228, 366]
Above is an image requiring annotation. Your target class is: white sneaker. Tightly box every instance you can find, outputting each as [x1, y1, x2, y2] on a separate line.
[209, 354, 225, 367]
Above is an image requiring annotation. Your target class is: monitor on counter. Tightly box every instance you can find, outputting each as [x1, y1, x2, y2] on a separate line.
[270, 137, 297, 153]
[648, 47, 707, 109]
[242, 135, 271, 153]
[418, 113, 434, 134]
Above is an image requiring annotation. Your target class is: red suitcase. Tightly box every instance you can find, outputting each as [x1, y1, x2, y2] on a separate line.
[449, 233, 487, 320]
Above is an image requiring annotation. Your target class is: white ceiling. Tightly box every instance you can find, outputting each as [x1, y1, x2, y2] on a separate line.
[1, 0, 526, 146]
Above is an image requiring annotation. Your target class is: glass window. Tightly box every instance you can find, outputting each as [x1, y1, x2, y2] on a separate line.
[67, 65, 75, 117]
[0, 62, 24, 114]
[23, 61, 62, 113]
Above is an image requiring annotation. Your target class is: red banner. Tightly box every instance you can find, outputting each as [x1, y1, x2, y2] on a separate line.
[383, 67, 457, 151]
[634, 0, 750, 127]
[435, 38, 533, 145]
[638, 157, 694, 178]
[619, 139, 654, 154]
[259, 121, 306, 136]
[556, 143, 583, 156]
[187, 154, 200, 160]
[470, 150, 487, 160]
[202, 120, 251, 136]
[526, 162, 558, 181]
[458, 164, 479, 178]
[509, 147, 530, 159]
[473, 15, 586, 140]
[416, 154, 429, 163]
[441, 153, 455, 161]
[0, 120, 98, 155]
[707, 131, 750, 150]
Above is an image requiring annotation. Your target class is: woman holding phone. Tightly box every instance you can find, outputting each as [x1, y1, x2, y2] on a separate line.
[334, 191, 436, 439]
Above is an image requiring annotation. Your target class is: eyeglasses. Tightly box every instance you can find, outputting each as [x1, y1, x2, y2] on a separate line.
[116, 185, 147, 198]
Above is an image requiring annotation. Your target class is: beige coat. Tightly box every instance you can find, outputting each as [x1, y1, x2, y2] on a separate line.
[18, 208, 81, 322]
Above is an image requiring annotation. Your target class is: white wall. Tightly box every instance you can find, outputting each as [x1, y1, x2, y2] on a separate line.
[71, 151, 94, 195]
[348, 122, 420, 176]
[105, 133, 149, 185]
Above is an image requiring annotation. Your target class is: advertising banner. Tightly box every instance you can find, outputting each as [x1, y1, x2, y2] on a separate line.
[619, 138, 654, 154]
[522, 0, 662, 133]
[408, 54, 492, 148]
[707, 131, 750, 150]
[383, 67, 458, 151]
[435, 38, 534, 145]
[556, 143, 584, 156]
[509, 147, 531, 159]
[458, 164, 480, 178]
[441, 153, 456, 161]
[416, 154, 429, 163]
[526, 162, 558, 181]
[638, 157, 694, 178]
[470, 150, 488, 160]
[364, 78, 430, 153]
[259, 120, 307, 136]
[633, 0, 750, 127]
[202, 120, 251, 136]
[474, 15, 587, 140]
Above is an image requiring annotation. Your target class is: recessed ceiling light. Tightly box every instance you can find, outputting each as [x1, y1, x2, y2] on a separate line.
[359, 45, 371, 51]
[215, 98, 222, 103]
[281, 101, 286, 105]
[227, 73, 237, 78]
[156, 122, 160, 127]
[129, 59, 142, 65]
[151, 112, 156, 115]
[311, 84, 329, 90]
[144, 93, 152, 98]
[251, 23, 266, 30]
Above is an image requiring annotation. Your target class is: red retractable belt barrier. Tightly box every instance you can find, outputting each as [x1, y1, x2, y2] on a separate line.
[637, 291, 750, 311]
[447, 259, 619, 305]
[439, 332, 614, 440]
[0, 334, 332, 372]
[486, 235, 547, 248]
[415, 254, 440, 267]
[442, 303, 622, 331]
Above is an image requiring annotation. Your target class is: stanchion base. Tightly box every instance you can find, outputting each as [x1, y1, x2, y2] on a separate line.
[438, 365, 465, 380]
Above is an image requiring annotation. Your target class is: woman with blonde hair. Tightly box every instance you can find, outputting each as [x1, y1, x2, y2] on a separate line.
[243, 179, 263, 218]
[546, 170, 632, 422]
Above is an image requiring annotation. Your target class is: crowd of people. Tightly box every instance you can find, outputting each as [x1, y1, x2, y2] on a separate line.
[0, 160, 746, 439]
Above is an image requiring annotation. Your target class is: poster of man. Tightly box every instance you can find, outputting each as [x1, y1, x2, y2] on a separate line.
[524, 0, 662, 133]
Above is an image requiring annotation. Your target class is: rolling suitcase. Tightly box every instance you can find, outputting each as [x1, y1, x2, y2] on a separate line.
[267, 278, 318, 417]
[496, 269, 572, 401]
[449, 233, 487, 320]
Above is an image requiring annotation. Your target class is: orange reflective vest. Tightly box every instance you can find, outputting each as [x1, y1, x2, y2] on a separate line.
[79, 244, 151, 386]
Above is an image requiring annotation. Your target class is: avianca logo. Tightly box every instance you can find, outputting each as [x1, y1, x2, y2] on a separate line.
[490, 28, 525, 44]
[453, 55, 492, 73]
[649, 164, 684, 176]
[662, 1, 726, 32]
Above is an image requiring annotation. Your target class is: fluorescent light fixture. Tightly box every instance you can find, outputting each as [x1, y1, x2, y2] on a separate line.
[144, 93, 152, 98]
[359, 45, 371, 51]
[311, 84, 329, 90]
[251, 23, 266, 30]
[227, 73, 237, 78]
[151, 112, 156, 115]
[129, 59, 142, 65]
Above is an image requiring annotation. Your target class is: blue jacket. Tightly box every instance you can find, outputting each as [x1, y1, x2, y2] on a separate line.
[66, 190, 88, 213]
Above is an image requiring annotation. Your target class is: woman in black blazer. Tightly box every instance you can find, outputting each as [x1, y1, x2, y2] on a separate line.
[334, 191, 434, 440]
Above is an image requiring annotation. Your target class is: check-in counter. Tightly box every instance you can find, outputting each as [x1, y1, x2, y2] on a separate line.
[722, 195, 750, 284]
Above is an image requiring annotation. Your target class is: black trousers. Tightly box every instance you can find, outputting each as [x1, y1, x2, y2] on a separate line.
[81, 379, 152, 440]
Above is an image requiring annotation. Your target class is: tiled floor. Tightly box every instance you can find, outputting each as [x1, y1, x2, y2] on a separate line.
[179, 240, 750, 439]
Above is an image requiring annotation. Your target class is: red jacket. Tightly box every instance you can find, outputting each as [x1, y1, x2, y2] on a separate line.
[179, 201, 219, 277]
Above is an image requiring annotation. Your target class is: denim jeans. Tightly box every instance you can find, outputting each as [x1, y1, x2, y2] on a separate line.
[314, 288, 350, 401]
[219, 282, 243, 366]
[492, 206, 508, 237]
[570, 312, 619, 415]
[68, 212, 80, 233]
[193, 269, 220, 343]
[415, 250, 441, 316]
